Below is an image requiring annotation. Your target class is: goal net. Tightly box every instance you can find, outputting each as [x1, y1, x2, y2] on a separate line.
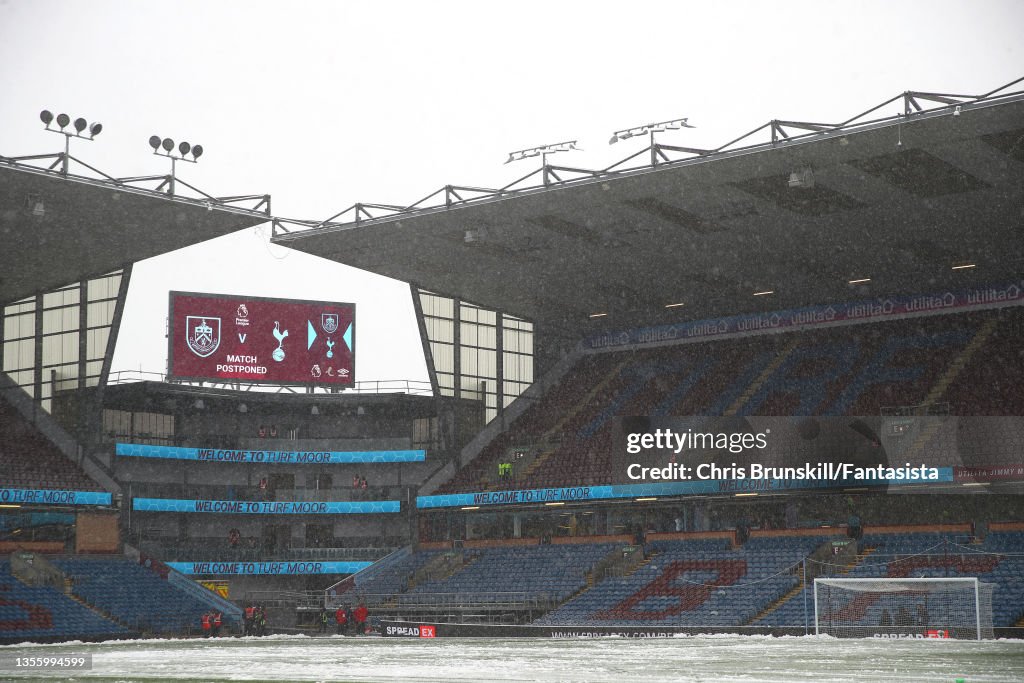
[814, 577, 994, 639]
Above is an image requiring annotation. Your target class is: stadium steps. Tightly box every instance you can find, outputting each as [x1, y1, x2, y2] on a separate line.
[8, 557, 126, 631]
[518, 358, 632, 480]
[409, 551, 480, 589]
[65, 588, 142, 635]
[626, 550, 660, 577]
[724, 338, 799, 415]
[747, 575, 805, 625]
[921, 317, 997, 407]
[551, 548, 644, 615]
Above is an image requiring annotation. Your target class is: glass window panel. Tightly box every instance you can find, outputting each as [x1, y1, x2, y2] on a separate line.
[460, 322, 477, 347]
[87, 300, 116, 324]
[479, 349, 496, 378]
[460, 347, 478, 375]
[479, 325, 496, 349]
[4, 313, 34, 339]
[87, 327, 110, 359]
[43, 307, 79, 334]
[430, 342, 454, 373]
[425, 317, 453, 343]
[503, 329, 520, 353]
[43, 288, 79, 308]
[421, 294, 452, 318]
[87, 274, 121, 300]
[5, 299, 34, 315]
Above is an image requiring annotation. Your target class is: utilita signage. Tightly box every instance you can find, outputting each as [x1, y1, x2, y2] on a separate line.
[168, 291, 355, 387]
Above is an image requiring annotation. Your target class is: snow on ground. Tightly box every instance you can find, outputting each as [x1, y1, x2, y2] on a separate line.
[2, 634, 1024, 682]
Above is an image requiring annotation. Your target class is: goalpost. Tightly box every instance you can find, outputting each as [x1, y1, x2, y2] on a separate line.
[813, 577, 994, 640]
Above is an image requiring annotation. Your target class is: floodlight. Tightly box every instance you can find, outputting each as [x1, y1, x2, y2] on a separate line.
[90, 122, 102, 137]
[149, 135, 161, 150]
[56, 113, 70, 129]
[178, 141, 191, 156]
[191, 144, 203, 159]
[73, 117, 87, 133]
[39, 110, 53, 125]
[161, 137, 174, 152]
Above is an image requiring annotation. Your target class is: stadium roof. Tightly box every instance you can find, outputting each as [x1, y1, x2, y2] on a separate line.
[0, 160, 270, 306]
[273, 81, 1024, 337]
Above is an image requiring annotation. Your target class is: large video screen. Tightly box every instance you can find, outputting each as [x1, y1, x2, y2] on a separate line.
[168, 291, 355, 386]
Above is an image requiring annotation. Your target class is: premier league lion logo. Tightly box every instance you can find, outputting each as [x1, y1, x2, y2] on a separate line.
[322, 313, 339, 334]
[186, 316, 221, 358]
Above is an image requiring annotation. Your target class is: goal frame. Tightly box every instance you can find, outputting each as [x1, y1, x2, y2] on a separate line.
[813, 577, 984, 640]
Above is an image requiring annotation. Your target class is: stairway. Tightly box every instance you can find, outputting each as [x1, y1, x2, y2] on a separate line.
[724, 339, 799, 416]
[409, 551, 478, 589]
[921, 318, 997, 406]
[65, 590, 139, 634]
[517, 359, 631, 480]
[749, 577, 805, 624]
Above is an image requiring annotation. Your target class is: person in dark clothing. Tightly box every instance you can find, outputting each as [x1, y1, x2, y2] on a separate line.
[896, 605, 913, 627]
[879, 608, 892, 627]
[319, 608, 329, 634]
[254, 605, 267, 636]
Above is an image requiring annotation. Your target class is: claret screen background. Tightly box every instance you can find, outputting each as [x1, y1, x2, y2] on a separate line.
[168, 291, 355, 386]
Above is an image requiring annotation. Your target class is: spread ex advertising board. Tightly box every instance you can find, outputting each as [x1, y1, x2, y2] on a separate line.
[168, 291, 354, 387]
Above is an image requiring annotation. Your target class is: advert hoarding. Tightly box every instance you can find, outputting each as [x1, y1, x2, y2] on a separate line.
[168, 291, 354, 386]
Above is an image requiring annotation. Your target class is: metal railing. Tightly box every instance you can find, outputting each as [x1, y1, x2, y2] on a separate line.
[332, 591, 554, 612]
[136, 540, 401, 563]
[107, 369, 433, 396]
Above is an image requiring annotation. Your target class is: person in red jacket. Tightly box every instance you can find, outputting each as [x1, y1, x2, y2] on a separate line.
[213, 611, 223, 637]
[335, 606, 348, 635]
[244, 604, 255, 636]
[353, 603, 368, 635]
[201, 611, 211, 637]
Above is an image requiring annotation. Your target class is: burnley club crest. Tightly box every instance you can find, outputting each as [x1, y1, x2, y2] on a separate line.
[186, 316, 221, 358]
[322, 313, 339, 335]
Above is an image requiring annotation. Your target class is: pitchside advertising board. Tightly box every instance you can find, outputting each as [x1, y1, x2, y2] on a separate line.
[168, 291, 355, 387]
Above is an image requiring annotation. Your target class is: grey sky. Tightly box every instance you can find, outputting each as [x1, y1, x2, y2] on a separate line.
[1, 0, 1021, 384]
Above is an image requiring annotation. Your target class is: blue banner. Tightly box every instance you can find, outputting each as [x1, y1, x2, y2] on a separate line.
[167, 560, 372, 575]
[0, 512, 75, 531]
[132, 497, 400, 514]
[0, 488, 112, 507]
[116, 443, 425, 464]
[585, 281, 1024, 350]
[417, 468, 955, 509]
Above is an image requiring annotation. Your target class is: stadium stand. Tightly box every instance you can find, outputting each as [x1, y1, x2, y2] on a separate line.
[407, 543, 614, 603]
[0, 399, 103, 492]
[0, 560, 126, 642]
[52, 557, 240, 635]
[759, 528, 1024, 629]
[536, 536, 824, 627]
[439, 309, 1024, 494]
[332, 525, 1023, 632]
